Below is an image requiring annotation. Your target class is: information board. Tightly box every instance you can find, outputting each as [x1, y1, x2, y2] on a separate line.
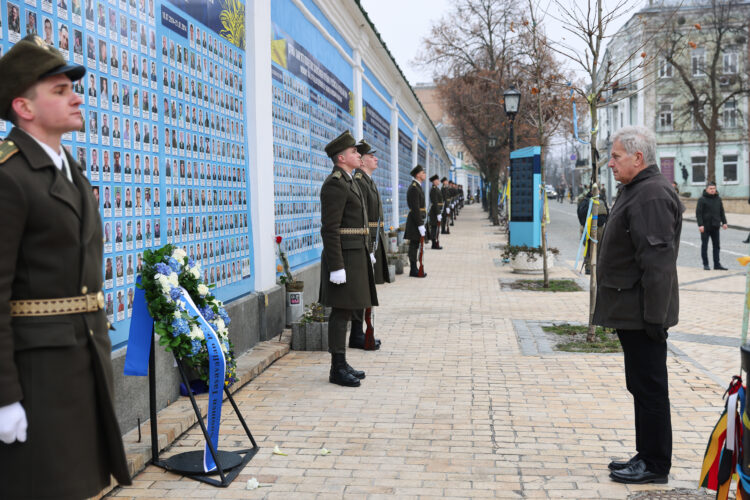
[510, 156, 534, 222]
[397, 126, 412, 223]
[363, 100, 392, 227]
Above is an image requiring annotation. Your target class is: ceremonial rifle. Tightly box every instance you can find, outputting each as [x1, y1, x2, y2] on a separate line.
[364, 215, 381, 350]
[418, 235, 425, 277]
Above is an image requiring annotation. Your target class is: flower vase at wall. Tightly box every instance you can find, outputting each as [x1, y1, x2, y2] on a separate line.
[285, 280, 304, 326]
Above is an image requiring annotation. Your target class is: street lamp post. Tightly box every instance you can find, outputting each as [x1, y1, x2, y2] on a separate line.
[503, 86, 521, 152]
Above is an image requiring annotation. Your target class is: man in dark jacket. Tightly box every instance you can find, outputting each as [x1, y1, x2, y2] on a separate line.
[319, 131, 377, 387]
[350, 140, 390, 350]
[593, 126, 684, 485]
[428, 174, 443, 249]
[696, 182, 728, 270]
[405, 165, 427, 277]
[0, 35, 131, 498]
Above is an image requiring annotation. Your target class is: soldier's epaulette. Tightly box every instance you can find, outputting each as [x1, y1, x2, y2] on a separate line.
[354, 172, 363, 180]
[0, 140, 19, 164]
[332, 170, 342, 179]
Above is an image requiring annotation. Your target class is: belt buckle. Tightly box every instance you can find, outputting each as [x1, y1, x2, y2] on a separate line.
[87, 292, 104, 311]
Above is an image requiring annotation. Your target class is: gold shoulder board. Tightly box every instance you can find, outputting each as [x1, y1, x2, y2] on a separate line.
[0, 140, 19, 164]
[332, 170, 342, 179]
[354, 172, 362, 180]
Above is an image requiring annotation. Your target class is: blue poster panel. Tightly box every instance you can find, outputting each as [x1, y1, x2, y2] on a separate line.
[362, 100, 392, 228]
[397, 127, 412, 224]
[271, 22, 354, 269]
[0, 0, 251, 348]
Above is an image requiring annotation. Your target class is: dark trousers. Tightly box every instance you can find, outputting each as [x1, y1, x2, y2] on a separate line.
[700, 226, 721, 267]
[328, 308, 352, 354]
[408, 239, 419, 266]
[441, 215, 449, 233]
[430, 222, 440, 246]
[616, 329, 672, 474]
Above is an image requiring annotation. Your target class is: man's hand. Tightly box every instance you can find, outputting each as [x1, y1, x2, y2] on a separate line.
[698, 225, 705, 233]
[418, 225, 426, 237]
[329, 269, 346, 284]
[0, 402, 27, 444]
[723, 224, 728, 230]
[369, 253, 376, 265]
[437, 214, 442, 222]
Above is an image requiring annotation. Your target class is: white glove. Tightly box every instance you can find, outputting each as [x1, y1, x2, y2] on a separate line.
[330, 269, 346, 284]
[0, 402, 27, 444]
[437, 215, 442, 222]
[370, 253, 376, 265]
[446, 207, 451, 214]
[418, 225, 426, 237]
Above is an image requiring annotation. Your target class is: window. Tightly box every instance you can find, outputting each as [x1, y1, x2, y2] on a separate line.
[722, 100, 737, 128]
[659, 57, 673, 78]
[692, 156, 707, 183]
[692, 49, 705, 77]
[723, 155, 738, 182]
[457, 151, 464, 160]
[658, 103, 673, 130]
[723, 52, 738, 74]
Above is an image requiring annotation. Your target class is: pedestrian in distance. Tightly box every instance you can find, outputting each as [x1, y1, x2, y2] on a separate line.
[594, 125, 684, 485]
[696, 181, 728, 270]
[319, 131, 378, 387]
[0, 35, 131, 499]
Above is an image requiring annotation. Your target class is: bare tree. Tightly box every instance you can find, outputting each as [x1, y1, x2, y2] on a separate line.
[656, 0, 750, 184]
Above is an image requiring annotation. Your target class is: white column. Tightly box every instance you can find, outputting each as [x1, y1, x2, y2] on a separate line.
[412, 122, 419, 168]
[425, 145, 431, 212]
[390, 101, 399, 229]
[353, 49, 363, 140]
[247, 0, 276, 291]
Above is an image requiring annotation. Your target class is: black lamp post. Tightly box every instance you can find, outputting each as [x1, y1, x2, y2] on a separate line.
[503, 85, 521, 152]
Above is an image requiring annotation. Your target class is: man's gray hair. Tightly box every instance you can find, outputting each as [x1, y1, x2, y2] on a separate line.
[611, 126, 657, 166]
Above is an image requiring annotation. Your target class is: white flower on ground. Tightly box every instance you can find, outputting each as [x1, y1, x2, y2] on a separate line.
[246, 478, 259, 490]
[320, 448, 331, 456]
[272, 445, 287, 456]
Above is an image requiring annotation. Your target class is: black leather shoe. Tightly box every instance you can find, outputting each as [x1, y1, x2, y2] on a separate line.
[345, 362, 365, 379]
[431, 245, 442, 250]
[349, 333, 381, 350]
[409, 269, 426, 277]
[608, 455, 638, 471]
[703, 265, 711, 270]
[715, 264, 729, 270]
[609, 459, 668, 484]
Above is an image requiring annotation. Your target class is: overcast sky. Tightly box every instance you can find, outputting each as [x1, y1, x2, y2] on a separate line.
[359, 0, 636, 86]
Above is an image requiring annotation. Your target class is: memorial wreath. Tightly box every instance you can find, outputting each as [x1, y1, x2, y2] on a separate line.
[139, 244, 237, 387]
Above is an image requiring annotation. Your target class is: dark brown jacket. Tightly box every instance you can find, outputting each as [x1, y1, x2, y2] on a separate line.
[354, 169, 391, 285]
[319, 166, 378, 309]
[0, 127, 130, 499]
[593, 165, 684, 329]
[404, 179, 425, 241]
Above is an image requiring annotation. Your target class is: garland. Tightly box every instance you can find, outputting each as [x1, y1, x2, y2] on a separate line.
[139, 244, 236, 387]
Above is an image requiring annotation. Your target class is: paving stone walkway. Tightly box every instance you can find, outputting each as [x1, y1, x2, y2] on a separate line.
[108, 204, 740, 499]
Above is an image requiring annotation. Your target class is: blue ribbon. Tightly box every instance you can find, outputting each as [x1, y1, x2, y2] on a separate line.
[574, 198, 594, 270]
[180, 289, 226, 473]
[123, 276, 154, 376]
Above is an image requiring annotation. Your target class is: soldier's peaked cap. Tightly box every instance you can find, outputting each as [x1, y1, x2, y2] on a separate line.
[325, 130, 357, 158]
[0, 35, 86, 120]
[441, 177, 448, 182]
[410, 164, 424, 177]
[356, 140, 376, 156]
[429, 174, 439, 182]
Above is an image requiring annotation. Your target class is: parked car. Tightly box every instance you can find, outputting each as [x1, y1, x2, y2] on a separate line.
[545, 184, 557, 200]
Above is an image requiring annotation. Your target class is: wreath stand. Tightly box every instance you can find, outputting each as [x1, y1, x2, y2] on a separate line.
[147, 331, 259, 487]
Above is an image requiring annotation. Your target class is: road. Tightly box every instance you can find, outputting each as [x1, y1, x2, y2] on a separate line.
[546, 197, 750, 272]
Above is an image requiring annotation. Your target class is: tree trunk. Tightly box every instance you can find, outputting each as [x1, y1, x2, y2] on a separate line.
[707, 132, 717, 183]
[586, 101, 600, 343]
[489, 164, 500, 225]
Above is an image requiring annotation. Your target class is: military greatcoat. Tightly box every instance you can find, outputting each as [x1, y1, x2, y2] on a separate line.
[354, 169, 391, 285]
[404, 179, 425, 242]
[319, 166, 378, 309]
[0, 127, 130, 499]
[429, 184, 443, 226]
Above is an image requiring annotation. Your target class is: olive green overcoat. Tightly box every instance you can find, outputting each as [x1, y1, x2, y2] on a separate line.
[404, 179, 425, 242]
[354, 169, 391, 285]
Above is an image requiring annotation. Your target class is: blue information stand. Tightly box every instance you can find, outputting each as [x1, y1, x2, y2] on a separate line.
[509, 146, 542, 247]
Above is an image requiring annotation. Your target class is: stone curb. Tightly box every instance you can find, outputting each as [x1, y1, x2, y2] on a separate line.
[91, 331, 291, 499]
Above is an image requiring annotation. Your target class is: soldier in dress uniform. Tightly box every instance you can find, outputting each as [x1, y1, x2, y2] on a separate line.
[0, 35, 131, 499]
[428, 174, 443, 250]
[404, 165, 427, 277]
[441, 177, 451, 234]
[349, 140, 391, 350]
[319, 131, 378, 387]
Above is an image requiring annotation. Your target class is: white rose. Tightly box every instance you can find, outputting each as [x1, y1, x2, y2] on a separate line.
[191, 268, 200, 280]
[173, 312, 182, 321]
[214, 318, 225, 331]
[168, 274, 179, 287]
[197, 284, 209, 296]
[172, 248, 187, 261]
[221, 342, 228, 353]
[190, 325, 204, 340]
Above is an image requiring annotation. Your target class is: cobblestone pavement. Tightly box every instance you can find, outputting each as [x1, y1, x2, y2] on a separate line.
[109, 204, 738, 499]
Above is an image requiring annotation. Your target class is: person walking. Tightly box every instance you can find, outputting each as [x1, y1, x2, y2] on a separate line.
[319, 131, 378, 387]
[349, 140, 389, 350]
[594, 125, 683, 485]
[696, 182, 728, 270]
[0, 35, 131, 499]
[405, 165, 427, 277]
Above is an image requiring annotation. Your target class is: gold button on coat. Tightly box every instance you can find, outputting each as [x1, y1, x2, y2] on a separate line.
[81, 286, 88, 294]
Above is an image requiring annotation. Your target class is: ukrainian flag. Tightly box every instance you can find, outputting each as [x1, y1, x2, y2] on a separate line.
[271, 26, 287, 69]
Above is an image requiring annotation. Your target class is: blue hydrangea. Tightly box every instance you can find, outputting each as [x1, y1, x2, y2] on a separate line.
[200, 306, 215, 321]
[168, 257, 182, 273]
[169, 287, 183, 301]
[155, 263, 172, 276]
[188, 258, 196, 268]
[171, 317, 190, 337]
[190, 339, 202, 355]
[218, 308, 231, 325]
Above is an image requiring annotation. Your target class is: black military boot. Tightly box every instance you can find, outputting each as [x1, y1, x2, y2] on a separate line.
[344, 356, 365, 379]
[329, 353, 360, 387]
[409, 261, 419, 277]
[349, 319, 366, 348]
